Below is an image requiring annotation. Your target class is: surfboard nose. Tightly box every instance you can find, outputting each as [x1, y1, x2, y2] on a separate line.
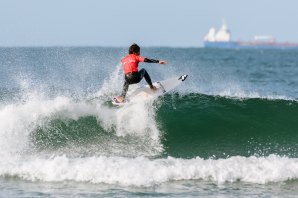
[178, 74, 188, 81]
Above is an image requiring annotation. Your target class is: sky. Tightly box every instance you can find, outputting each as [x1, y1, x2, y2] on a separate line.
[0, 0, 298, 47]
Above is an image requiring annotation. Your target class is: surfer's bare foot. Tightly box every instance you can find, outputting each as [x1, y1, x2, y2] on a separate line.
[115, 96, 124, 103]
[150, 85, 157, 91]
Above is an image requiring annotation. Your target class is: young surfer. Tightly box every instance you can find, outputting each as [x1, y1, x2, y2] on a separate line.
[114, 43, 167, 103]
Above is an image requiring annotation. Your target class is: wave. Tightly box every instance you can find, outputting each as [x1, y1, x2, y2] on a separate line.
[1, 89, 297, 159]
[0, 91, 298, 187]
[158, 93, 298, 158]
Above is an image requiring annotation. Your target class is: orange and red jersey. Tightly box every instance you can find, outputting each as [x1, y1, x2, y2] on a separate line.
[121, 54, 145, 74]
[121, 54, 159, 74]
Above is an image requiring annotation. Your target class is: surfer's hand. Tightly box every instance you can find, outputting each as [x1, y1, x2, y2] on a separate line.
[159, 60, 167, 64]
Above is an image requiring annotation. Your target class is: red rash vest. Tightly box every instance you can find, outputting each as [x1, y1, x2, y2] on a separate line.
[121, 54, 145, 74]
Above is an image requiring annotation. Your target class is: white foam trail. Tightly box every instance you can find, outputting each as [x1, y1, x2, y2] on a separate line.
[89, 63, 163, 141]
[217, 88, 294, 101]
[183, 78, 295, 101]
[90, 99, 163, 156]
[1, 155, 297, 186]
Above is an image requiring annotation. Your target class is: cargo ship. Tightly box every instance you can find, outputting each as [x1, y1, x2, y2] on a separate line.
[203, 23, 298, 49]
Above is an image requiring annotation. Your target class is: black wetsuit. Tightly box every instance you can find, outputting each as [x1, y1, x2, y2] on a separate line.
[120, 58, 159, 98]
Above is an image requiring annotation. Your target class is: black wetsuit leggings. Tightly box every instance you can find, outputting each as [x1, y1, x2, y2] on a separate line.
[121, 68, 153, 98]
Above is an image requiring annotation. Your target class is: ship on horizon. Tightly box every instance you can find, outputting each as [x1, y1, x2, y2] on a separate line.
[203, 22, 298, 49]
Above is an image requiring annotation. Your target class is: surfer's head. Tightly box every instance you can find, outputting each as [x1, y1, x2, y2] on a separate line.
[129, 43, 140, 55]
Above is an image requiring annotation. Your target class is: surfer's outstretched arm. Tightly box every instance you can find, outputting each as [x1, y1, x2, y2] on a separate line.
[144, 58, 167, 64]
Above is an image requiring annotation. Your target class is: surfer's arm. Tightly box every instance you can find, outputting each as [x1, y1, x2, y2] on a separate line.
[144, 58, 159, 63]
[144, 58, 167, 64]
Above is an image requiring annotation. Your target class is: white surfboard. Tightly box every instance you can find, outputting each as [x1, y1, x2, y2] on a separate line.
[112, 74, 188, 106]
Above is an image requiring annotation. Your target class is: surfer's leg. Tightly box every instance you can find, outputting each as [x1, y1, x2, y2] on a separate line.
[120, 80, 129, 99]
[138, 69, 153, 86]
[118, 73, 138, 101]
[138, 69, 156, 90]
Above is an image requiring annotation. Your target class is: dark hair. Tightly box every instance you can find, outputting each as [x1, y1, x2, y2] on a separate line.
[129, 43, 140, 54]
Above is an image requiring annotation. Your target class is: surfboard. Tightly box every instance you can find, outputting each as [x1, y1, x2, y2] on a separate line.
[112, 74, 188, 106]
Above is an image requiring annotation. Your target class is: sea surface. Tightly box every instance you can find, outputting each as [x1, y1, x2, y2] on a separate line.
[1, 47, 298, 197]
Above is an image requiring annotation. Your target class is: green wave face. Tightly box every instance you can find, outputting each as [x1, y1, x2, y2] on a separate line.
[30, 116, 163, 158]
[157, 94, 298, 158]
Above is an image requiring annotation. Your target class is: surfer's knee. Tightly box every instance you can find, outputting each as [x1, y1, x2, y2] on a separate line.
[139, 68, 146, 74]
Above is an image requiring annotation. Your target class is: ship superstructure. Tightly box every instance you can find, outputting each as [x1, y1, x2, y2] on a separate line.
[203, 23, 298, 49]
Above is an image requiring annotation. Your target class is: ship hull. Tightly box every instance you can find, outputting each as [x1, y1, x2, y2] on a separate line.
[204, 41, 298, 49]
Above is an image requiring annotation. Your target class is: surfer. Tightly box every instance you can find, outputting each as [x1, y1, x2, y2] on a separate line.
[114, 43, 167, 103]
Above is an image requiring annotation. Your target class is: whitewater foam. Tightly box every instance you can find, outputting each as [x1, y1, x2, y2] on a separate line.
[1, 155, 297, 186]
[2, 71, 163, 158]
[0, 93, 163, 156]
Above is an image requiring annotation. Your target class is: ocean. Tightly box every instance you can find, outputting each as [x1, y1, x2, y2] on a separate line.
[1, 47, 298, 197]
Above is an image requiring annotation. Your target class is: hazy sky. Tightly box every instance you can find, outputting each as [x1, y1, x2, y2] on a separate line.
[0, 0, 297, 47]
